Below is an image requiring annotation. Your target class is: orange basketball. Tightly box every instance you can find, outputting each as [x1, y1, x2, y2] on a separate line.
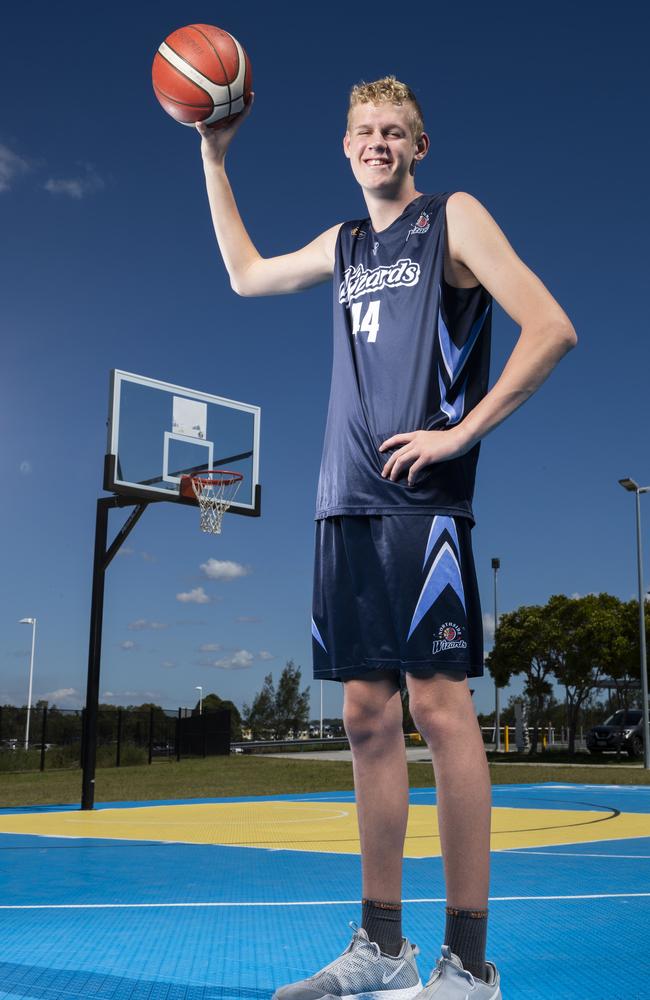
[152, 24, 252, 128]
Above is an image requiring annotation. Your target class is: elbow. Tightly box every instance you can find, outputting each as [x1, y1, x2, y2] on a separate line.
[561, 322, 578, 352]
[230, 276, 247, 296]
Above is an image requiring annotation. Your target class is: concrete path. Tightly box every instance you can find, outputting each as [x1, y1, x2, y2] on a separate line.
[251, 748, 643, 767]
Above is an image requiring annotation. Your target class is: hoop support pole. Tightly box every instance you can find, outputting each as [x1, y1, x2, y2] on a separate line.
[81, 496, 150, 811]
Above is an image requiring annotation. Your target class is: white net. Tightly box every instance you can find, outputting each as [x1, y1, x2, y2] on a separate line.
[190, 472, 242, 535]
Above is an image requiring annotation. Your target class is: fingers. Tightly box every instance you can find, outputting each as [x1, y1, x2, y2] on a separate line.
[379, 431, 414, 452]
[407, 457, 427, 486]
[195, 91, 254, 139]
[382, 446, 417, 481]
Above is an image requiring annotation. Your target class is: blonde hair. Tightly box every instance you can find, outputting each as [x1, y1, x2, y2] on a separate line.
[347, 75, 424, 142]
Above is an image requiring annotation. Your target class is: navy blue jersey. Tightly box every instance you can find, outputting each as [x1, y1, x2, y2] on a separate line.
[315, 192, 492, 523]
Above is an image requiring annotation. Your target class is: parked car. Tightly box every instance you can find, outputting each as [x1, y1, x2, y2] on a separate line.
[586, 709, 645, 760]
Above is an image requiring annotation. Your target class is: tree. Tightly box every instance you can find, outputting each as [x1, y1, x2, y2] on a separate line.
[551, 593, 631, 753]
[194, 693, 243, 740]
[607, 599, 649, 709]
[242, 673, 277, 739]
[486, 603, 557, 753]
[274, 660, 310, 738]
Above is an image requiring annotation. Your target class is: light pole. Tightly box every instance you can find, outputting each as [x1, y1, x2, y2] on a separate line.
[320, 680, 323, 739]
[195, 685, 203, 715]
[491, 558, 501, 751]
[18, 618, 37, 750]
[618, 478, 650, 770]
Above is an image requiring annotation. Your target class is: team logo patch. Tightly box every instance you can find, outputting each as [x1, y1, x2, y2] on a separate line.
[351, 226, 366, 239]
[432, 621, 468, 655]
[407, 211, 430, 240]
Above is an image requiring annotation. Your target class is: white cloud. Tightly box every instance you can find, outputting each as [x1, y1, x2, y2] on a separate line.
[0, 143, 29, 192]
[199, 643, 222, 652]
[43, 164, 105, 200]
[176, 587, 211, 604]
[212, 649, 254, 670]
[117, 546, 134, 557]
[128, 619, 168, 631]
[482, 612, 495, 643]
[236, 615, 260, 623]
[19, 460, 32, 475]
[40, 687, 79, 704]
[101, 689, 162, 701]
[161, 660, 176, 669]
[141, 552, 156, 562]
[200, 558, 249, 581]
[120, 640, 136, 650]
[259, 650, 274, 660]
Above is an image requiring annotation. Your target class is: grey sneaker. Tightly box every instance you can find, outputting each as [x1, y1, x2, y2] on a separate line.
[272, 920, 423, 1000]
[414, 946, 501, 999]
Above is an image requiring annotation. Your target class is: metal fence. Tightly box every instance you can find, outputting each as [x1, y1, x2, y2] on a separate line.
[0, 705, 230, 772]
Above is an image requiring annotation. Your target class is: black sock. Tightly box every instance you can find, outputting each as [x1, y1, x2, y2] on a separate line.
[444, 906, 488, 981]
[361, 898, 403, 957]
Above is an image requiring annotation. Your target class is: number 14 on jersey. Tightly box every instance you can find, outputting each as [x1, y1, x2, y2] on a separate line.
[350, 300, 381, 343]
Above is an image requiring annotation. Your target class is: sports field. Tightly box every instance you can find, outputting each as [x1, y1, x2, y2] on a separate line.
[1, 766, 649, 999]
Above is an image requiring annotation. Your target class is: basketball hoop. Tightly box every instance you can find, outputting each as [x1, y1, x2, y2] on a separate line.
[180, 470, 243, 534]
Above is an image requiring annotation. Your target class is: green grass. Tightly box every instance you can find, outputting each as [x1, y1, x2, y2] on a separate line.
[1, 754, 648, 808]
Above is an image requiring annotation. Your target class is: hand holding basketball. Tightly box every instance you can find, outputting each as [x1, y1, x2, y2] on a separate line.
[196, 92, 254, 165]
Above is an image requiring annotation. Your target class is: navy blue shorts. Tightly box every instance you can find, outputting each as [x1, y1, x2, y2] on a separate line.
[311, 514, 484, 683]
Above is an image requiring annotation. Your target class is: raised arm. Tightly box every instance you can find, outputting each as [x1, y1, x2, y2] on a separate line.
[197, 96, 341, 296]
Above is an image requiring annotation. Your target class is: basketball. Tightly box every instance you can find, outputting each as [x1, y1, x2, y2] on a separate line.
[152, 24, 252, 128]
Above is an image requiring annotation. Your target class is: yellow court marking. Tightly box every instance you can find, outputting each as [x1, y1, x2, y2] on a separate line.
[1, 801, 648, 855]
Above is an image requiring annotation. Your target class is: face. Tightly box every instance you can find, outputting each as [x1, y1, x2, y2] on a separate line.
[344, 102, 429, 194]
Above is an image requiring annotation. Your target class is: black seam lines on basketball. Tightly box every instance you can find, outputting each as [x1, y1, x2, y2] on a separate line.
[189, 25, 233, 114]
[155, 53, 212, 108]
[153, 84, 212, 110]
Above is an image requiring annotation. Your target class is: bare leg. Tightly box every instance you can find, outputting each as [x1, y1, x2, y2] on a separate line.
[343, 672, 409, 901]
[407, 671, 491, 908]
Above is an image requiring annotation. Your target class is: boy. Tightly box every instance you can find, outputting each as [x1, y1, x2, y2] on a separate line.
[196, 76, 576, 1000]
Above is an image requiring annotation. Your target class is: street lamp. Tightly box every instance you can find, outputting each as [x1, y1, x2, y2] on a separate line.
[195, 685, 203, 715]
[18, 618, 37, 750]
[491, 558, 501, 751]
[618, 477, 650, 770]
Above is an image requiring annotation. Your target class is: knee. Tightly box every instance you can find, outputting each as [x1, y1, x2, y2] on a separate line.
[343, 692, 402, 747]
[409, 699, 465, 750]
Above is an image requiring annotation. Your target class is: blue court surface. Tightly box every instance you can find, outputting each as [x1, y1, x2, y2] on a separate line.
[1, 782, 649, 999]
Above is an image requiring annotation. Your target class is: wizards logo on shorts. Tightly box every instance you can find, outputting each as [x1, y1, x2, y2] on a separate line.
[432, 621, 468, 655]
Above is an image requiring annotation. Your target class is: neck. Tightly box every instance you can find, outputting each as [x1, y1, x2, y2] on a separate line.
[363, 183, 423, 232]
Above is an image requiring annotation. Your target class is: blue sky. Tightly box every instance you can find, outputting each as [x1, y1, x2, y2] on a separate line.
[2, 1, 649, 721]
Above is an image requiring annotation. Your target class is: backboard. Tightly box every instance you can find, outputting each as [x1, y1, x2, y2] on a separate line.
[104, 370, 261, 516]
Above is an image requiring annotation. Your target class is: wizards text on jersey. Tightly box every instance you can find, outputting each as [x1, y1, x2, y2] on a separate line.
[339, 258, 420, 305]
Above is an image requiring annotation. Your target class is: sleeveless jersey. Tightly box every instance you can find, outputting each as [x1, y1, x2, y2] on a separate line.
[315, 192, 492, 524]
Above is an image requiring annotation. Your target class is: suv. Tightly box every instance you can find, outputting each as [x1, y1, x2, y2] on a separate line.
[586, 709, 645, 760]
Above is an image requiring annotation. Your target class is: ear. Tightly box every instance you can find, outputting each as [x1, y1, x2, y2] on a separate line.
[414, 131, 430, 162]
[343, 131, 351, 160]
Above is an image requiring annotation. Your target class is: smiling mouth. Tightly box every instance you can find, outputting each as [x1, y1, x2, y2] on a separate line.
[364, 159, 391, 167]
